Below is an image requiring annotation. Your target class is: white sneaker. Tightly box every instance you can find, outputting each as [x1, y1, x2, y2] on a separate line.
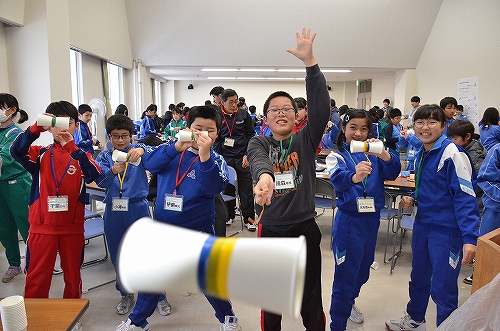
[226, 218, 234, 225]
[221, 315, 242, 331]
[245, 222, 257, 232]
[386, 314, 426, 331]
[157, 298, 172, 316]
[349, 304, 364, 324]
[116, 294, 135, 315]
[116, 319, 149, 331]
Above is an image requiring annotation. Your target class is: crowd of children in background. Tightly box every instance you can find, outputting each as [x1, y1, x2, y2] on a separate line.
[2, 29, 500, 331]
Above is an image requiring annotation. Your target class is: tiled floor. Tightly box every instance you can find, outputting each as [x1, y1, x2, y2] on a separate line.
[0, 209, 474, 330]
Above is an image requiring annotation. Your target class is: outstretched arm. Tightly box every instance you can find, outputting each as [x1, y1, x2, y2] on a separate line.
[286, 27, 317, 67]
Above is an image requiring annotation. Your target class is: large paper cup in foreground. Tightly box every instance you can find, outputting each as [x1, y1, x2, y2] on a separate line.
[118, 217, 306, 317]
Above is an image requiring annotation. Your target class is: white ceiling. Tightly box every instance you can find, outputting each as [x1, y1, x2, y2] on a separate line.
[123, 0, 444, 82]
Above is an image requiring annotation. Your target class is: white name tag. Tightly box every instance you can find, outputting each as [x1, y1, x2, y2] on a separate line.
[164, 194, 183, 212]
[356, 197, 376, 213]
[48, 196, 69, 212]
[112, 197, 129, 212]
[224, 137, 235, 147]
[274, 172, 295, 190]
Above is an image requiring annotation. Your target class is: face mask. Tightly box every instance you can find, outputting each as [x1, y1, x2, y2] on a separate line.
[0, 109, 11, 123]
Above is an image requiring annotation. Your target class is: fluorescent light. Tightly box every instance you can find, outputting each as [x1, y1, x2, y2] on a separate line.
[202, 68, 351, 73]
[202, 68, 238, 72]
[208, 76, 304, 81]
[323, 69, 351, 73]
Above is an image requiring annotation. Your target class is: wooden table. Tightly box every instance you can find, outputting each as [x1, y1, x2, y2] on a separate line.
[0, 298, 89, 331]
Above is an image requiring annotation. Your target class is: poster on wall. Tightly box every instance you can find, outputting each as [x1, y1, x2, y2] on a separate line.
[457, 77, 479, 127]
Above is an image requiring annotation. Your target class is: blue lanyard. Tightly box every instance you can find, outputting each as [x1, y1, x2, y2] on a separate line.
[50, 145, 73, 197]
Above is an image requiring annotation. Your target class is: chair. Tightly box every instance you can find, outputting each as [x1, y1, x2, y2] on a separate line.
[222, 166, 244, 237]
[382, 191, 399, 264]
[314, 177, 337, 249]
[389, 204, 414, 274]
[82, 208, 109, 268]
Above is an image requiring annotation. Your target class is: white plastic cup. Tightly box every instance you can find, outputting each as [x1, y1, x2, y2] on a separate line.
[118, 218, 306, 318]
[0, 295, 28, 331]
[178, 130, 208, 142]
[37, 114, 70, 130]
[406, 128, 415, 135]
[112, 150, 141, 166]
[350, 140, 384, 154]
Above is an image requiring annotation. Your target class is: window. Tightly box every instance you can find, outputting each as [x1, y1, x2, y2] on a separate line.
[107, 62, 124, 113]
[69, 49, 84, 107]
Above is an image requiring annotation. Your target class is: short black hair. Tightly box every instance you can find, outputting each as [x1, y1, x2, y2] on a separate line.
[383, 98, 391, 105]
[221, 89, 238, 102]
[413, 104, 446, 123]
[78, 104, 92, 115]
[176, 102, 185, 108]
[115, 104, 128, 115]
[447, 120, 475, 140]
[186, 105, 221, 132]
[248, 105, 256, 113]
[294, 97, 307, 109]
[46, 101, 78, 123]
[172, 107, 182, 115]
[439, 97, 457, 109]
[331, 99, 336, 108]
[105, 114, 135, 135]
[263, 91, 297, 116]
[456, 105, 464, 112]
[146, 104, 157, 112]
[411, 96, 420, 103]
[209, 86, 224, 96]
[389, 108, 402, 118]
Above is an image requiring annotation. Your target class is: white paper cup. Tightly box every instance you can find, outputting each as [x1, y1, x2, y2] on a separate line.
[118, 218, 306, 318]
[0, 295, 28, 331]
[350, 140, 384, 154]
[178, 130, 209, 142]
[37, 114, 69, 129]
[112, 150, 141, 166]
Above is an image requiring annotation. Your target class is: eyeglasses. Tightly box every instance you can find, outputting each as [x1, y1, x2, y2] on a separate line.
[267, 107, 295, 115]
[413, 120, 440, 128]
[110, 134, 131, 140]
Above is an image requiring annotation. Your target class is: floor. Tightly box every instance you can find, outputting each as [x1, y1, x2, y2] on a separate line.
[0, 208, 474, 331]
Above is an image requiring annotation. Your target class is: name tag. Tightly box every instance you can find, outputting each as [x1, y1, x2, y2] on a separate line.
[164, 194, 183, 212]
[356, 197, 375, 213]
[274, 172, 295, 190]
[112, 197, 129, 212]
[408, 149, 415, 157]
[224, 137, 235, 147]
[48, 196, 69, 212]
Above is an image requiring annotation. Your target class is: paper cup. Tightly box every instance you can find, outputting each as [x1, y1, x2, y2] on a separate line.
[118, 218, 306, 317]
[350, 140, 383, 154]
[112, 150, 141, 166]
[178, 130, 209, 142]
[0, 295, 28, 331]
[37, 114, 69, 129]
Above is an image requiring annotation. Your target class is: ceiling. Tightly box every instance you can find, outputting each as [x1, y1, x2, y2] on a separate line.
[123, 0, 444, 82]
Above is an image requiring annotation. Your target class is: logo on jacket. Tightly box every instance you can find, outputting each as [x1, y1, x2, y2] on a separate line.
[67, 165, 77, 175]
[187, 169, 196, 180]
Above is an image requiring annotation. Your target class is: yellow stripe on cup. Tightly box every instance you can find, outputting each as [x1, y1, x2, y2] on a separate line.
[363, 142, 369, 152]
[205, 237, 238, 299]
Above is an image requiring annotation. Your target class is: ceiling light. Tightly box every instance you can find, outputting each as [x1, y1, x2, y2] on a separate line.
[202, 68, 351, 73]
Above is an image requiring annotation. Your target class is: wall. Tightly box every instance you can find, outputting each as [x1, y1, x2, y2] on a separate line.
[0, 0, 25, 26]
[371, 75, 396, 109]
[0, 25, 8, 91]
[416, 0, 500, 118]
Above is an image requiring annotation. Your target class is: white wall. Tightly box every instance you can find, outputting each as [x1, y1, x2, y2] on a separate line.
[0, 25, 9, 92]
[371, 75, 396, 109]
[416, 0, 500, 116]
[0, 0, 25, 26]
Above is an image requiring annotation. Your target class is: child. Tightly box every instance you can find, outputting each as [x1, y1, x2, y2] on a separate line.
[117, 105, 241, 331]
[94, 115, 171, 316]
[439, 96, 458, 135]
[386, 104, 479, 330]
[293, 97, 308, 132]
[478, 107, 500, 151]
[455, 105, 468, 120]
[326, 109, 400, 331]
[477, 143, 500, 236]
[74, 104, 102, 155]
[447, 119, 487, 285]
[10, 101, 102, 298]
[163, 107, 186, 140]
[0, 93, 31, 283]
[248, 27, 327, 331]
[138, 104, 158, 139]
[377, 108, 387, 144]
[384, 107, 403, 156]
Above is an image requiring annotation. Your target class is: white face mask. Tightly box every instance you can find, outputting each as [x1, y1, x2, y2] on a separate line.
[0, 108, 11, 123]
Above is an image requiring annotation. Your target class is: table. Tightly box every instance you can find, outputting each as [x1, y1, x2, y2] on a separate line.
[0, 298, 89, 331]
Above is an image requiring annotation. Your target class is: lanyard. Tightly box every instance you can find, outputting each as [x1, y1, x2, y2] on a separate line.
[278, 134, 294, 172]
[221, 112, 236, 137]
[414, 151, 425, 204]
[345, 147, 370, 198]
[84, 122, 92, 139]
[174, 150, 199, 195]
[50, 145, 73, 197]
[117, 162, 129, 198]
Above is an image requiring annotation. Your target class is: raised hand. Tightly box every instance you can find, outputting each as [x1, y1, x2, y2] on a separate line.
[286, 27, 317, 67]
